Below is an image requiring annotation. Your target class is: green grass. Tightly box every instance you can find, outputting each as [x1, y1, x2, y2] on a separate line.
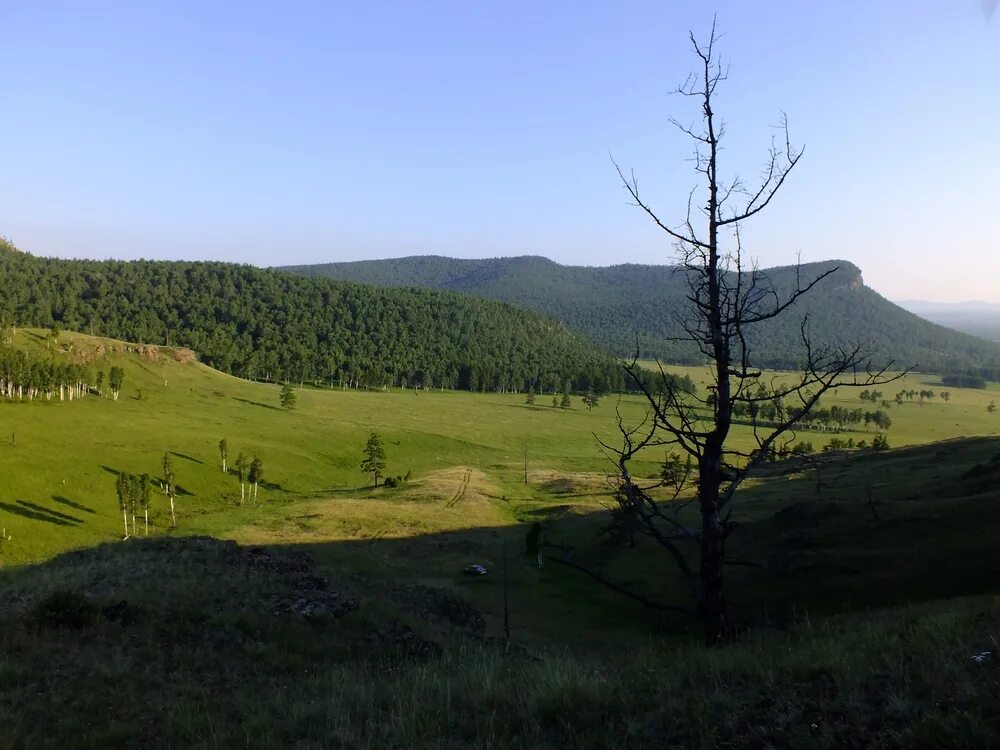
[4, 330, 1000, 746]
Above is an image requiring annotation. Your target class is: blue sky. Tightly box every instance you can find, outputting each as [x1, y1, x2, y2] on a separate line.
[1, 1, 998, 301]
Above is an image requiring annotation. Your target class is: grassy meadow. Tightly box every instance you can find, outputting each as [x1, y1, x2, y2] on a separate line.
[1, 329, 998, 632]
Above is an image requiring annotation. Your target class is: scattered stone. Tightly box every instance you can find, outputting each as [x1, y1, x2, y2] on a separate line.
[101, 599, 136, 625]
[268, 590, 357, 619]
[378, 583, 486, 634]
[370, 620, 442, 658]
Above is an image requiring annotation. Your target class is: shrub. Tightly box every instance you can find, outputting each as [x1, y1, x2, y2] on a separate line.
[31, 589, 97, 629]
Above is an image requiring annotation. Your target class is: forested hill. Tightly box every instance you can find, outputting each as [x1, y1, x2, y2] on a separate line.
[283, 255, 1000, 373]
[0, 242, 624, 393]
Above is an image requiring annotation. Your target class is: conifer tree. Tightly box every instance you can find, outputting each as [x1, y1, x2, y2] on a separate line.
[361, 432, 387, 487]
[280, 382, 297, 411]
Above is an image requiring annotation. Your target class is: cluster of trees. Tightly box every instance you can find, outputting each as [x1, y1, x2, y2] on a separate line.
[94, 366, 126, 400]
[791, 405, 892, 432]
[892, 388, 947, 406]
[729, 391, 892, 432]
[218, 439, 263, 503]
[115, 472, 151, 538]
[284, 254, 1000, 375]
[823, 434, 890, 452]
[0, 241, 624, 394]
[0, 348, 90, 401]
[115, 452, 179, 537]
[942, 369, 1000, 389]
[623, 368, 697, 397]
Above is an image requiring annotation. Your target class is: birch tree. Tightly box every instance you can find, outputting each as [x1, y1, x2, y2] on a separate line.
[162, 452, 176, 527]
[235, 452, 249, 504]
[116, 472, 130, 539]
[248, 456, 263, 503]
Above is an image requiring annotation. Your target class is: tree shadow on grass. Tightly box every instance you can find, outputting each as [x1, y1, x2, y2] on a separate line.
[170, 451, 204, 465]
[52, 495, 96, 514]
[259, 480, 290, 493]
[0, 500, 83, 526]
[232, 397, 280, 411]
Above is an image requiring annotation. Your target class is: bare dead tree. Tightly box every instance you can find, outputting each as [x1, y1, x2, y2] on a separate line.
[549, 21, 905, 645]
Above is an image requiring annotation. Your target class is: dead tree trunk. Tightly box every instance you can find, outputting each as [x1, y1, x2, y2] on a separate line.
[546, 20, 909, 645]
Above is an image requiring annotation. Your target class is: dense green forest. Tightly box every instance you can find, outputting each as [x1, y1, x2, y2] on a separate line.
[0, 241, 624, 393]
[284, 255, 1000, 374]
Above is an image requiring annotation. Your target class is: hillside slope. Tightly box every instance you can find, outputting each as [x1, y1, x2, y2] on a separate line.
[0, 241, 622, 392]
[284, 255, 1000, 373]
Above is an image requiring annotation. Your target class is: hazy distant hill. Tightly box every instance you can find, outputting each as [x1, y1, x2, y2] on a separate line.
[898, 300, 1000, 342]
[283, 256, 1000, 373]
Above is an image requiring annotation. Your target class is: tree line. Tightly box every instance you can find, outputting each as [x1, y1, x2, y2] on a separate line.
[0, 240, 625, 394]
[0, 347, 90, 402]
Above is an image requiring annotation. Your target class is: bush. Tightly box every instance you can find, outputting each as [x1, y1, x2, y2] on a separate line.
[872, 434, 890, 452]
[824, 437, 847, 452]
[31, 589, 97, 629]
[790, 440, 814, 456]
[384, 476, 402, 488]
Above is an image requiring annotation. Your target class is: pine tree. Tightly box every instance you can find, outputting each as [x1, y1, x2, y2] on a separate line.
[279, 382, 297, 411]
[361, 432, 387, 487]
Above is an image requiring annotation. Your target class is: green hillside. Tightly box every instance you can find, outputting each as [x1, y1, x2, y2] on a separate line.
[0, 240, 622, 393]
[283, 255, 1000, 374]
[2, 328, 1000, 746]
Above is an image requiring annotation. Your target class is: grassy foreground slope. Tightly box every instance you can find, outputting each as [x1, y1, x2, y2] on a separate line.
[3, 539, 1000, 748]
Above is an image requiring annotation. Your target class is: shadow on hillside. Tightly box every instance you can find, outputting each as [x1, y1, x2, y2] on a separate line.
[52, 495, 96, 514]
[0, 500, 84, 526]
[232, 397, 280, 411]
[260, 437, 1000, 633]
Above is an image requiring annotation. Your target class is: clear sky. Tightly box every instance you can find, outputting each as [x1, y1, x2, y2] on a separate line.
[1, 1, 997, 301]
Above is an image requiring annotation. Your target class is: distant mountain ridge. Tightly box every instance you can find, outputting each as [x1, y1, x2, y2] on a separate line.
[282, 255, 1000, 373]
